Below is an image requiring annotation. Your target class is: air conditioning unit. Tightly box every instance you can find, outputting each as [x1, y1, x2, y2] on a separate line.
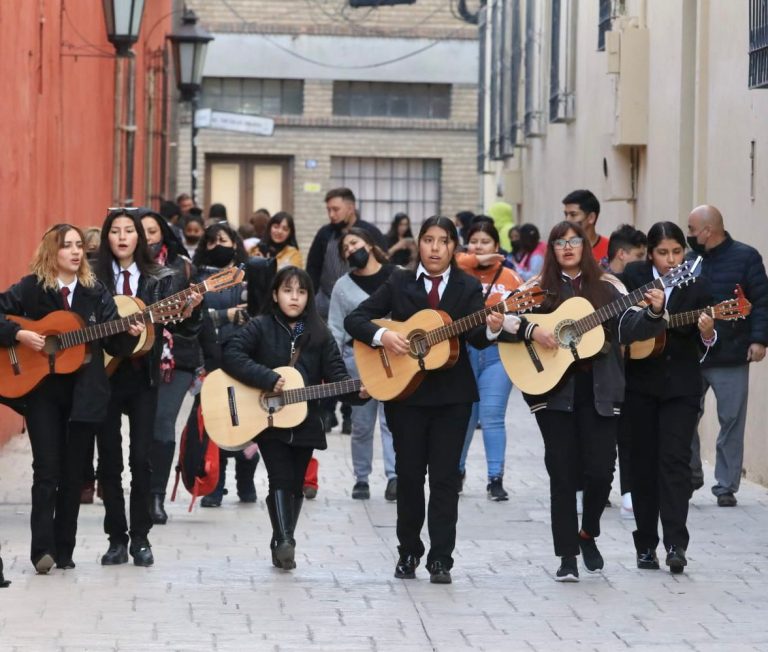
[607, 22, 649, 146]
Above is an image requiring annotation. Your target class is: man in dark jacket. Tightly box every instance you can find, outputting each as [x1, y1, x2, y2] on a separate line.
[687, 205, 768, 506]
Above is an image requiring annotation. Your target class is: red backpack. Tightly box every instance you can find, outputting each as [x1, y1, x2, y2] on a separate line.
[171, 394, 220, 511]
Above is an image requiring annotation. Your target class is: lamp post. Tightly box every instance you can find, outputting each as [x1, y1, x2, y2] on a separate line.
[167, 8, 213, 207]
[103, 0, 146, 207]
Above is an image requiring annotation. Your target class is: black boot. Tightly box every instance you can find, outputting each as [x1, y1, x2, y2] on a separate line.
[273, 489, 296, 570]
[235, 451, 259, 502]
[150, 493, 168, 525]
[265, 494, 281, 568]
[0, 551, 10, 588]
[293, 494, 304, 530]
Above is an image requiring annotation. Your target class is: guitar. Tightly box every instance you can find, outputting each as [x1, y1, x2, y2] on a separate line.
[201, 366, 362, 451]
[0, 301, 185, 399]
[103, 266, 245, 374]
[353, 288, 547, 401]
[497, 257, 702, 396]
[629, 285, 751, 359]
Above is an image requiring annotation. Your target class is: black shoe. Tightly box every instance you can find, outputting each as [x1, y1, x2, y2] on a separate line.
[384, 478, 397, 502]
[428, 561, 452, 584]
[302, 485, 317, 500]
[0, 556, 9, 587]
[56, 555, 76, 570]
[555, 556, 579, 582]
[341, 416, 352, 435]
[150, 494, 168, 525]
[578, 536, 604, 573]
[323, 411, 338, 433]
[352, 481, 370, 500]
[666, 546, 687, 574]
[717, 493, 737, 507]
[394, 553, 420, 579]
[129, 537, 154, 567]
[457, 471, 466, 494]
[637, 548, 660, 570]
[201, 488, 226, 508]
[273, 490, 296, 570]
[691, 477, 704, 492]
[487, 477, 509, 502]
[100, 543, 128, 566]
[33, 553, 55, 575]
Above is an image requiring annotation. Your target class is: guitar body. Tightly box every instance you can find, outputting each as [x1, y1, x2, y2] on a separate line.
[0, 312, 87, 398]
[629, 332, 666, 360]
[104, 295, 155, 375]
[201, 367, 309, 451]
[353, 309, 458, 401]
[498, 296, 606, 396]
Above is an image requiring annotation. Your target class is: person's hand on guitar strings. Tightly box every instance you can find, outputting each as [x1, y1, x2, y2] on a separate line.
[182, 289, 203, 318]
[359, 386, 370, 400]
[15, 329, 46, 351]
[697, 312, 715, 340]
[532, 325, 558, 350]
[644, 288, 665, 315]
[381, 330, 409, 355]
[127, 321, 146, 338]
[272, 376, 286, 392]
[486, 310, 504, 333]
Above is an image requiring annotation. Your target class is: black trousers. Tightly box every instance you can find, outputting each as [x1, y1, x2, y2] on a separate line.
[97, 371, 158, 545]
[384, 402, 472, 570]
[258, 438, 313, 497]
[616, 418, 632, 495]
[534, 373, 617, 558]
[24, 375, 95, 563]
[625, 391, 699, 552]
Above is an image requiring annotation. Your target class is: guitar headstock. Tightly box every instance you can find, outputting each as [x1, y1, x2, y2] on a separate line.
[661, 256, 702, 290]
[203, 266, 245, 292]
[148, 299, 187, 325]
[713, 284, 752, 321]
[503, 288, 549, 314]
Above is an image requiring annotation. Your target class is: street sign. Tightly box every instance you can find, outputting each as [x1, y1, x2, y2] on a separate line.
[194, 108, 275, 136]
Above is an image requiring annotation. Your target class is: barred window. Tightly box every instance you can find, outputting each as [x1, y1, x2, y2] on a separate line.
[750, 0, 768, 89]
[201, 78, 303, 115]
[549, 0, 576, 123]
[332, 82, 451, 119]
[598, 0, 612, 51]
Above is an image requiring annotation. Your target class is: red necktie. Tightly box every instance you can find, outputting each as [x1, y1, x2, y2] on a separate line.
[426, 275, 442, 309]
[60, 286, 71, 310]
[122, 270, 132, 296]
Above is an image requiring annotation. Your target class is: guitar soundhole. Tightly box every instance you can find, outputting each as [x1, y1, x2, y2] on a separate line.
[554, 320, 580, 349]
[260, 393, 285, 413]
[42, 336, 60, 355]
[408, 331, 430, 358]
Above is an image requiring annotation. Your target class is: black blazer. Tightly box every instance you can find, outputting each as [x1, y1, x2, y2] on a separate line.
[344, 266, 493, 406]
[623, 260, 714, 399]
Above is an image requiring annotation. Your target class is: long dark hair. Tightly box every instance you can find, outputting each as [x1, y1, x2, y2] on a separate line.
[538, 221, 611, 310]
[518, 223, 541, 255]
[386, 212, 413, 245]
[259, 211, 299, 256]
[466, 221, 500, 247]
[338, 227, 389, 264]
[137, 208, 186, 263]
[95, 209, 161, 292]
[265, 266, 327, 349]
[192, 222, 249, 268]
[417, 216, 459, 268]
[646, 221, 686, 256]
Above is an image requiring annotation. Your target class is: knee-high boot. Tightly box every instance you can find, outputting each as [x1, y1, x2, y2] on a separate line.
[273, 489, 296, 570]
[265, 494, 281, 568]
[150, 441, 176, 524]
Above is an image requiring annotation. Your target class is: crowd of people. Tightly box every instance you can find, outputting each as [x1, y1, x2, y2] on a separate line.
[0, 186, 765, 587]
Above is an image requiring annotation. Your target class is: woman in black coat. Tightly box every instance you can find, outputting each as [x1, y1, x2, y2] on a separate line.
[0, 224, 140, 573]
[622, 222, 715, 574]
[223, 266, 365, 570]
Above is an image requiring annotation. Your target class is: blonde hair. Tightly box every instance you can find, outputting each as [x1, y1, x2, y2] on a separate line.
[83, 227, 101, 252]
[30, 224, 96, 291]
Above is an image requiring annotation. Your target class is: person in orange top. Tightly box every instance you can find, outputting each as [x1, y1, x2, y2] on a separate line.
[455, 221, 523, 500]
[563, 189, 609, 268]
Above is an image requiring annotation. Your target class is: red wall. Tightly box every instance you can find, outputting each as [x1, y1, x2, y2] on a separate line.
[0, 0, 174, 445]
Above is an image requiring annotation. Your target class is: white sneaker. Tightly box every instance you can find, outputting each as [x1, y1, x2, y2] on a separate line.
[620, 492, 634, 520]
[576, 490, 583, 515]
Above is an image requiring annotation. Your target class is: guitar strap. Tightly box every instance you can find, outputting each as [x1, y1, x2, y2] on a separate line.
[483, 265, 505, 302]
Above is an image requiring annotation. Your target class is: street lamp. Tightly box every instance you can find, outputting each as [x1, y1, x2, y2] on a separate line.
[102, 0, 146, 57]
[168, 8, 214, 205]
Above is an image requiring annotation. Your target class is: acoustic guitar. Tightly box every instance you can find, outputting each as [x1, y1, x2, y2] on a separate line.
[103, 266, 245, 374]
[201, 366, 362, 451]
[497, 257, 702, 396]
[628, 285, 751, 359]
[0, 301, 185, 399]
[353, 288, 547, 401]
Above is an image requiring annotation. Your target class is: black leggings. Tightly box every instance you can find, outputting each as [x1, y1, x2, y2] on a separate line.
[258, 439, 313, 497]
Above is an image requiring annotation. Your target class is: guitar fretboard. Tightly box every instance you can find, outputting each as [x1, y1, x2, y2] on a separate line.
[281, 378, 362, 405]
[573, 278, 664, 336]
[669, 306, 715, 329]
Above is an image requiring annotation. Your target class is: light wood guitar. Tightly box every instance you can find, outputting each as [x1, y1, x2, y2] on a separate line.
[498, 257, 702, 395]
[103, 266, 245, 374]
[0, 302, 185, 399]
[353, 288, 547, 401]
[201, 366, 362, 451]
[629, 285, 751, 359]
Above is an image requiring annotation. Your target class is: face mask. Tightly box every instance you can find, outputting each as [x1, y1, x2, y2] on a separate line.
[347, 248, 370, 269]
[510, 242, 522, 254]
[148, 242, 164, 258]
[686, 235, 706, 254]
[185, 235, 201, 245]
[207, 244, 235, 268]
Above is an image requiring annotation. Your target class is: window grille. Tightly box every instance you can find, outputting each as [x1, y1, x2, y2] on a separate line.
[549, 0, 576, 123]
[200, 78, 303, 115]
[750, 0, 768, 89]
[332, 82, 450, 119]
[598, 0, 612, 51]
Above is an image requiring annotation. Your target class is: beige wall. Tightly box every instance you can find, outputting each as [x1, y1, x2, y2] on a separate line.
[488, 0, 768, 484]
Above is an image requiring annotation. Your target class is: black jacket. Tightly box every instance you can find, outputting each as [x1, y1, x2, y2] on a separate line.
[689, 234, 768, 366]
[222, 313, 362, 449]
[623, 261, 713, 399]
[0, 275, 137, 422]
[344, 266, 495, 406]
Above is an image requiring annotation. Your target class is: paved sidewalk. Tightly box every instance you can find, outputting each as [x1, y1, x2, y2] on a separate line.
[2, 389, 768, 651]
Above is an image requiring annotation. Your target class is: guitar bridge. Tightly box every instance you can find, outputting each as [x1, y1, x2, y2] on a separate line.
[378, 348, 393, 378]
[8, 346, 20, 376]
[524, 341, 544, 373]
[227, 385, 239, 426]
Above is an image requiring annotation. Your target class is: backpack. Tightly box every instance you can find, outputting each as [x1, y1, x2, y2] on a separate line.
[171, 394, 220, 511]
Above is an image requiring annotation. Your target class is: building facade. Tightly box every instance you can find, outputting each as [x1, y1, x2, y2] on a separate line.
[179, 0, 480, 249]
[480, 0, 768, 483]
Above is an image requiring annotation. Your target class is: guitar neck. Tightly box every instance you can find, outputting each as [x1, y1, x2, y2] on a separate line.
[574, 278, 664, 335]
[669, 306, 714, 329]
[424, 298, 514, 347]
[281, 378, 362, 405]
[57, 312, 146, 350]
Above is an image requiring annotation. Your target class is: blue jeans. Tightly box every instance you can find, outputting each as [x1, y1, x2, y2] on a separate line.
[459, 345, 513, 479]
[342, 345, 396, 482]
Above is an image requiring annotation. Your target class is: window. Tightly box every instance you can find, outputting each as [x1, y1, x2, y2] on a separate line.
[201, 78, 303, 115]
[750, 0, 768, 89]
[332, 82, 451, 119]
[598, 0, 612, 51]
[549, 0, 576, 123]
[331, 157, 440, 229]
[524, 0, 546, 136]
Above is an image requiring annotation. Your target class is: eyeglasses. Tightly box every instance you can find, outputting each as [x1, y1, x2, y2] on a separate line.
[553, 237, 584, 249]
